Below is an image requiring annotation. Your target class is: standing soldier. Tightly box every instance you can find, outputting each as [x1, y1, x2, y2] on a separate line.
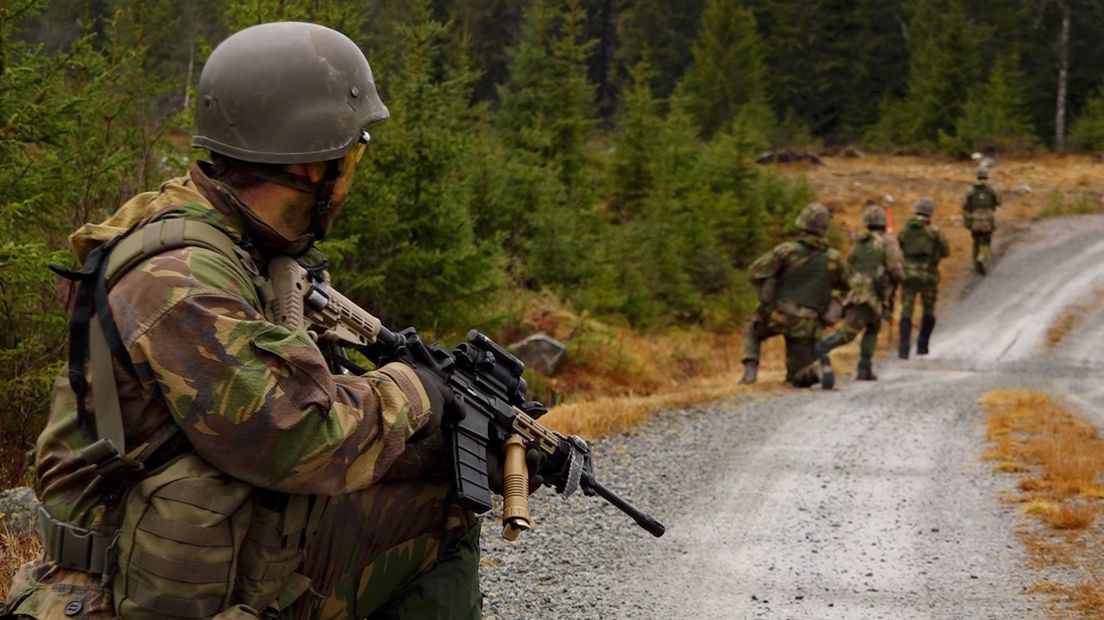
[897, 197, 950, 359]
[740, 203, 850, 388]
[5, 22, 491, 619]
[814, 204, 904, 381]
[962, 167, 1000, 274]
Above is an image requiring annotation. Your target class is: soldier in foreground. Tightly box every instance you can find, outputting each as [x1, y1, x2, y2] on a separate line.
[814, 204, 904, 381]
[962, 167, 1000, 274]
[897, 197, 950, 359]
[5, 23, 484, 619]
[740, 203, 850, 388]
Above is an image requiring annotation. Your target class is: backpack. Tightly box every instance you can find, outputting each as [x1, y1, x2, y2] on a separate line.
[966, 185, 996, 211]
[898, 219, 936, 260]
[44, 216, 316, 618]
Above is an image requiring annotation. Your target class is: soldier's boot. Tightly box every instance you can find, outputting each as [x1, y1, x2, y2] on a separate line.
[813, 343, 835, 391]
[898, 317, 912, 359]
[789, 367, 820, 388]
[856, 358, 877, 381]
[917, 314, 936, 355]
[976, 244, 989, 275]
[739, 361, 758, 385]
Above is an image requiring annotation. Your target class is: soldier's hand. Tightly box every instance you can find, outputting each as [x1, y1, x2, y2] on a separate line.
[487, 444, 546, 496]
[410, 367, 464, 441]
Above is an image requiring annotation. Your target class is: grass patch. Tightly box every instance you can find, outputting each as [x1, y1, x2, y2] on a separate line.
[0, 529, 42, 599]
[1038, 190, 1102, 218]
[1044, 289, 1104, 349]
[981, 388, 1104, 616]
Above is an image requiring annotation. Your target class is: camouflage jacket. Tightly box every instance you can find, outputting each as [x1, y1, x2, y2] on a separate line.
[962, 183, 1000, 233]
[748, 234, 850, 336]
[11, 164, 441, 618]
[844, 230, 904, 314]
[897, 218, 949, 285]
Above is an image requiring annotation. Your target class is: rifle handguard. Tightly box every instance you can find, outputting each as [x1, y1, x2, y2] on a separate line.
[501, 434, 531, 541]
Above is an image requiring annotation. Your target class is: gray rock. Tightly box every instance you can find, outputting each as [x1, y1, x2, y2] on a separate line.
[508, 332, 566, 375]
[0, 487, 39, 534]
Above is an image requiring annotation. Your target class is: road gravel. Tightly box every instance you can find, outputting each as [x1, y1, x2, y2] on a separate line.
[480, 215, 1104, 619]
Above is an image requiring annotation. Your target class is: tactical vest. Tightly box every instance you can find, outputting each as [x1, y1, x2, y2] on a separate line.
[776, 246, 831, 313]
[849, 235, 882, 278]
[40, 215, 318, 619]
[899, 220, 936, 261]
[965, 185, 996, 211]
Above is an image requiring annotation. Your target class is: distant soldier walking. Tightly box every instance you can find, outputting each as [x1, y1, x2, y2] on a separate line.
[814, 204, 904, 380]
[962, 167, 1000, 274]
[897, 197, 950, 358]
[740, 203, 850, 388]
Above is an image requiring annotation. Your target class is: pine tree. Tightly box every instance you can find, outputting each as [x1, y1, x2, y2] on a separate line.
[494, 0, 600, 294]
[897, 0, 988, 146]
[326, 2, 504, 332]
[1070, 83, 1104, 152]
[680, 0, 769, 138]
[943, 55, 1036, 155]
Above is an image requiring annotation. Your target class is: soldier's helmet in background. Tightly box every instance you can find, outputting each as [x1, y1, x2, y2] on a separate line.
[795, 203, 832, 236]
[193, 22, 389, 164]
[913, 197, 935, 218]
[976, 167, 989, 181]
[862, 204, 887, 229]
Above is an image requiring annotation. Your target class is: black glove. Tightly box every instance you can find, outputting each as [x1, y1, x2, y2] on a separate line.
[410, 367, 463, 441]
[487, 443, 546, 496]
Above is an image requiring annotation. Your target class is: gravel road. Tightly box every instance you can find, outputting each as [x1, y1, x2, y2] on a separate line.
[480, 215, 1104, 619]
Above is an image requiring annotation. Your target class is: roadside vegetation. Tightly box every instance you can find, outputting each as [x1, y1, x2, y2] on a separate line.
[981, 389, 1104, 616]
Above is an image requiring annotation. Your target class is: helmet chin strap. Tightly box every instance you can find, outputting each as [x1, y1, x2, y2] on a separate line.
[239, 158, 345, 243]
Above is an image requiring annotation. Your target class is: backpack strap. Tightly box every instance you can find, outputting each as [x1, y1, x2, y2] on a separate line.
[56, 218, 261, 478]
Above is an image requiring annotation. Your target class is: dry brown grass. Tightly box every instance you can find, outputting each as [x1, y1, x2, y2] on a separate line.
[0, 529, 42, 599]
[981, 388, 1104, 617]
[1045, 289, 1104, 348]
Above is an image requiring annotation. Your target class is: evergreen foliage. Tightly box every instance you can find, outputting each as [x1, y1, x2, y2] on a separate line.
[680, 0, 770, 138]
[941, 55, 1036, 156]
[325, 1, 504, 333]
[1070, 85, 1104, 152]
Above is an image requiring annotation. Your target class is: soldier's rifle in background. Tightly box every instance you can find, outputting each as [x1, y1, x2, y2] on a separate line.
[266, 257, 665, 541]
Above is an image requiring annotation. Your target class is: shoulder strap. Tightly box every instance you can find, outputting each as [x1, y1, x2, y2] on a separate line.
[59, 218, 259, 477]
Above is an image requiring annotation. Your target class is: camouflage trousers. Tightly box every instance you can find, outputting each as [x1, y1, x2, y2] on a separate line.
[295, 479, 481, 620]
[4, 480, 480, 620]
[900, 279, 938, 320]
[816, 305, 881, 362]
[741, 316, 819, 385]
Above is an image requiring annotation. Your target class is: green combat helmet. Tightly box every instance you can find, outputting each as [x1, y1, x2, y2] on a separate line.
[862, 204, 887, 229]
[913, 197, 935, 219]
[193, 21, 389, 164]
[795, 203, 832, 236]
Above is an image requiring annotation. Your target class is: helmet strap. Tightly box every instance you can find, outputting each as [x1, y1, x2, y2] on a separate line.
[309, 159, 344, 242]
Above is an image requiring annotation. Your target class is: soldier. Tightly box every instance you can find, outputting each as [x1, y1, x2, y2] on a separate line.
[962, 167, 1000, 274]
[897, 197, 950, 359]
[740, 203, 850, 388]
[5, 23, 494, 619]
[814, 204, 904, 381]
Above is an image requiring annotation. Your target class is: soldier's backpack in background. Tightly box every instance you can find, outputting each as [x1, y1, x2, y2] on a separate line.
[964, 186, 997, 233]
[899, 219, 936, 260]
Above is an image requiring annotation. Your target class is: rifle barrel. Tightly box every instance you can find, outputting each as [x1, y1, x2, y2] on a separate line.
[583, 474, 665, 537]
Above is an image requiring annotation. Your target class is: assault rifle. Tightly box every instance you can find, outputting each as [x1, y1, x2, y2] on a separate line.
[267, 257, 665, 540]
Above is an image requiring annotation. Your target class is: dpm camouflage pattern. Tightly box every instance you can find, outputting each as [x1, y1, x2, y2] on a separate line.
[897, 217, 949, 288]
[741, 234, 850, 381]
[962, 183, 1000, 233]
[9, 164, 471, 618]
[842, 230, 904, 316]
[745, 234, 850, 341]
